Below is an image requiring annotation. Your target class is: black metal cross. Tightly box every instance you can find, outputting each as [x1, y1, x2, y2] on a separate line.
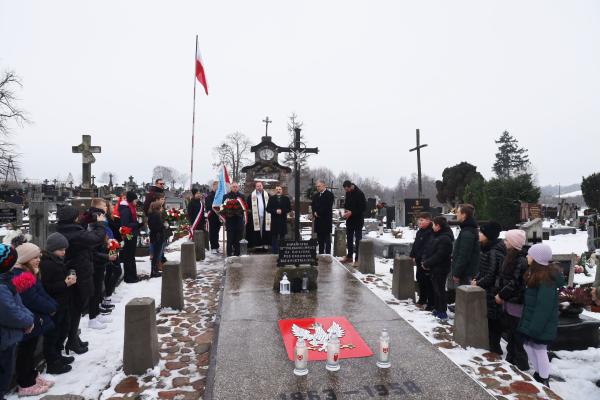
[278, 127, 319, 240]
[262, 116, 272, 137]
[409, 129, 428, 199]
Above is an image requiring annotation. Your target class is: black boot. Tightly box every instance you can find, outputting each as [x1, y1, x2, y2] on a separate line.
[61, 355, 75, 364]
[150, 266, 162, 278]
[46, 361, 72, 374]
[65, 341, 88, 355]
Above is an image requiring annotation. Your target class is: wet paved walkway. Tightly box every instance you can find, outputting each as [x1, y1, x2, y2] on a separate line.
[208, 255, 493, 400]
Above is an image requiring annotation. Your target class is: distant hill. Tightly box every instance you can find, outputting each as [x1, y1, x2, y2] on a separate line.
[540, 183, 581, 197]
[539, 183, 586, 207]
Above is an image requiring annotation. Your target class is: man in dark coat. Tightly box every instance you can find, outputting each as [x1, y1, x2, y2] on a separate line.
[56, 205, 105, 353]
[451, 204, 480, 285]
[187, 188, 206, 232]
[267, 185, 291, 254]
[341, 181, 366, 265]
[410, 212, 435, 309]
[246, 181, 271, 250]
[205, 181, 222, 253]
[311, 180, 334, 254]
[473, 221, 506, 355]
[143, 178, 165, 216]
[423, 216, 454, 320]
[224, 182, 246, 256]
[119, 192, 141, 283]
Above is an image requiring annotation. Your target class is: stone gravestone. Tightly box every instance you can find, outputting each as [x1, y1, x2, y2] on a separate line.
[396, 201, 405, 227]
[404, 198, 430, 227]
[333, 227, 346, 257]
[520, 218, 543, 244]
[385, 205, 395, 229]
[358, 239, 375, 274]
[123, 297, 159, 375]
[193, 230, 206, 261]
[71, 134, 101, 197]
[276, 239, 318, 292]
[180, 241, 197, 279]
[28, 201, 50, 247]
[392, 256, 415, 301]
[0, 201, 23, 226]
[453, 286, 489, 350]
[160, 262, 184, 310]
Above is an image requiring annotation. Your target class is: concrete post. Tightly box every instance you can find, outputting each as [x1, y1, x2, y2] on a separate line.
[123, 297, 159, 375]
[392, 256, 415, 301]
[358, 239, 375, 274]
[334, 228, 347, 257]
[453, 286, 490, 350]
[160, 262, 184, 310]
[193, 230, 206, 261]
[180, 241, 197, 279]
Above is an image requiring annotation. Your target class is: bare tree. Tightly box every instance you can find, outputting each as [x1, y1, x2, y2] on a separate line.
[282, 113, 312, 170]
[152, 165, 176, 187]
[100, 171, 118, 185]
[212, 131, 252, 183]
[0, 70, 29, 181]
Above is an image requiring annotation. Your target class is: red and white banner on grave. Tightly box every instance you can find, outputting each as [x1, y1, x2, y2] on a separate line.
[278, 316, 373, 361]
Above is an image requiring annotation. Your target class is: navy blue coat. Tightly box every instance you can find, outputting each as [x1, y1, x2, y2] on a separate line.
[0, 272, 34, 350]
[11, 268, 57, 340]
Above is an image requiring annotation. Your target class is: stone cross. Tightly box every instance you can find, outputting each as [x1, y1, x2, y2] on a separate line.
[72, 135, 101, 190]
[409, 129, 428, 199]
[262, 116, 272, 137]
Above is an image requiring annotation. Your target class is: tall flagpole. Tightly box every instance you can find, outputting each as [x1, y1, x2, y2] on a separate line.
[190, 35, 198, 190]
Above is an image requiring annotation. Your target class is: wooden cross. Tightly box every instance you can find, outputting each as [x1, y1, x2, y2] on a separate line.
[278, 127, 319, 240]
[262, 116, 272, 137]
[409, 129, 428, 199]
[72, 135, 101, 189]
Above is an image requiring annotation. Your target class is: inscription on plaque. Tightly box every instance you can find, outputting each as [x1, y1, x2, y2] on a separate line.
[278, 240, 318, 266]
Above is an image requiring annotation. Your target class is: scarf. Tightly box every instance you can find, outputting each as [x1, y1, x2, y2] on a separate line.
[251, 190, 270, 232]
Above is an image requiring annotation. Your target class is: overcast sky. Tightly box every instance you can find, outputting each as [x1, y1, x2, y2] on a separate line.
[1, 0, 598, 188]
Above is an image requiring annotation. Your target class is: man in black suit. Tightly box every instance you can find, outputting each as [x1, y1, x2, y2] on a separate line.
[266, 185, 291, 254]
[311, 180, 334, 254]
[341, 180, 367, 266]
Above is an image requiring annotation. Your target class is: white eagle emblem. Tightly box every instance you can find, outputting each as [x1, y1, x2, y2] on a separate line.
[291, 321, 351, 352]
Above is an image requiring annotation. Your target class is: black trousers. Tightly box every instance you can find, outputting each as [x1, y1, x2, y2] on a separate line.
[488, 317, 503, 354]
[0, 345, 17, 399]
[150, 239, 163, 271]
[43, 305, 69, 364]
[68, 289, 89, 345]
[430, 272, 448, 313]
[122, 238, 137, 282]
[504, 312, 529, 369]
[346, 224, 363, 260]
[416, 267, 433, 306]
[271, 232, 286, 254]
[316, 231, 331, 254]
[226, 218, 244, 256]
[104, 263, 122, 298]
[15, 336, 39, 388]
[208, 215, 221, 250]
[89, 266, 106, 320]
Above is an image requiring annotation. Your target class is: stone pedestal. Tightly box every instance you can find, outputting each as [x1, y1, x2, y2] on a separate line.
[549, 314, 600, 351]
[160, 262, 184, 310]
[123, 297, 159, 375]
[392, 256, 415, 301]
[334, 228, 346, 257]
[193, 230, 206, 261]
[273, 266, 318, 292]
[180, 241, 197, 279]
[453, 286, 489, 350]
[358, 239, 375, 274]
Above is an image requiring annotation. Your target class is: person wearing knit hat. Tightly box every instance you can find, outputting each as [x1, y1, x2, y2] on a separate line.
[518, 243, 564, 387]
[57, 205, 80, 224]
[12, 243, 58, 395]
[45, 232, 69, 253]
[473, 220, 506, 355]
[0, 243, 34, 400]
[495, 229, 530, 370]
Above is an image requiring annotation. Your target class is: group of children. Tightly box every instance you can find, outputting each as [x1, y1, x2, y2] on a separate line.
[412, 207, 564, 388]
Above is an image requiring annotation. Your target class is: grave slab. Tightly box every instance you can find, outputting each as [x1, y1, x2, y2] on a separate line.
[209, 255, 493, 399]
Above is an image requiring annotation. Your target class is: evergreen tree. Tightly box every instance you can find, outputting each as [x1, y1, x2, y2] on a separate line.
[435, 162, 484, 208]
[581, 173, 600, 211]
[463, 178, 489, 220]
[493, 131, 530, 178]
[485, 174, 540, 229]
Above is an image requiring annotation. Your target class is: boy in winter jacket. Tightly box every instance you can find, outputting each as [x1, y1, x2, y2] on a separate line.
[422, 217, 454, 320]
[40, 232, 77, 374]
[0, 244, 33, 400]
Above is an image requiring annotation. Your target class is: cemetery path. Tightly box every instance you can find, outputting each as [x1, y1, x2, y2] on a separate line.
[208, 255, 495, 400]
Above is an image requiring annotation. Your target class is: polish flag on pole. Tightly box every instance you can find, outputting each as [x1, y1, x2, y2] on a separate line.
[195, 45, 209, 95]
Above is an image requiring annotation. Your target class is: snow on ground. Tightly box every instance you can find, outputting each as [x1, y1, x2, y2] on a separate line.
[545, 230, 589, 255]
[343, 234, 600, 400]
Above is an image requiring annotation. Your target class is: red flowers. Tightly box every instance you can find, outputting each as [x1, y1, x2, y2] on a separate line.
[12, 271, 36, 293]
[119, 226, 133, 241]
[108, 239, 121, 256]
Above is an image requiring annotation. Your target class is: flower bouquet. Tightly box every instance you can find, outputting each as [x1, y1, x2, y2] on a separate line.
[108, 239, 121, 257]
[559, 286, 593, 317]
[220, 198, 246, 218]
[119, 226, 133, 241]
[164, 208, 185, 225]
